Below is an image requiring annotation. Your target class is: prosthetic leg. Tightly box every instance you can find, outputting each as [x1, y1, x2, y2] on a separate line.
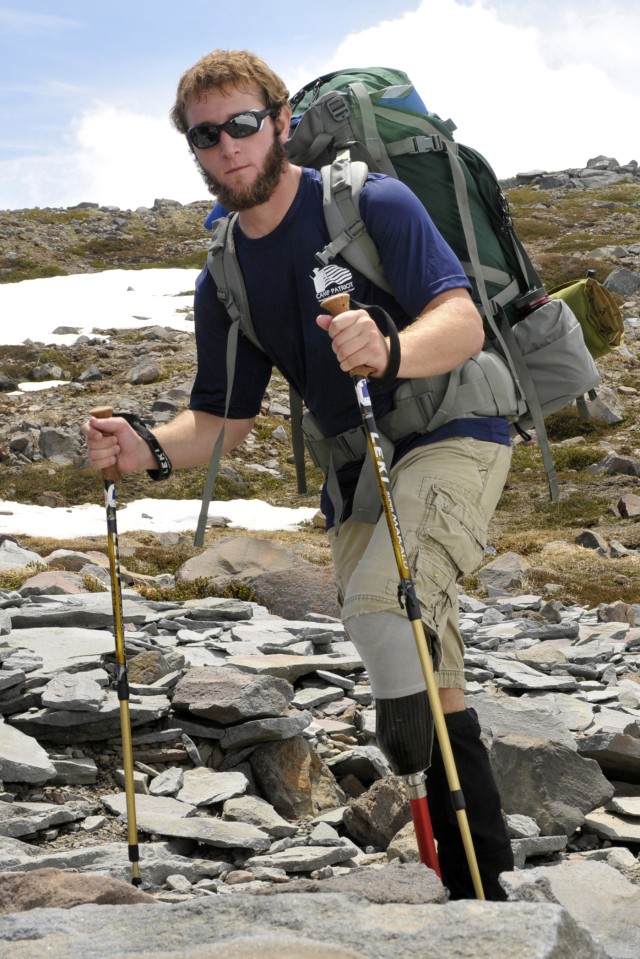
[376, 692, 440, 874]
[427, 708, 514, 900]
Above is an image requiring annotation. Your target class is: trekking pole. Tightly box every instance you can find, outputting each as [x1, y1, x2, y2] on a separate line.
[322, 295, 484, 899]
[91, 406, 142, 887]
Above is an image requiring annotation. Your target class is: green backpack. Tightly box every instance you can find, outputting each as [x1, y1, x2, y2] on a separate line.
[197, 67, 601, 545]
[287, 67, 541, 322]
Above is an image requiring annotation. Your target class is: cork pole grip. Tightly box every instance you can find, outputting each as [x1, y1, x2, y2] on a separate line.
[91, 406, 121, 482]
[321, 294, 376, 378]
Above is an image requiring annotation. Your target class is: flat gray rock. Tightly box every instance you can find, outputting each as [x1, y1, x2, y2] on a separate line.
[134, 814, 271, 851]
[3, 626, 115, 673]
[0, 724, 56, 784]
[0, 895, 606, 959]
[0, 800, 86, 839]
[177, 768, 248, 806]
[583, 807, 640, 844]
[219, 710, 312, 750]
[0, 839, 227, 886]
[101, 792, 196, 819]
[508, 859, 640, 959]
[41, 671, 106, 711]
[245, 841, 359, 872]
[10, 693, 171, 744]
[227, 651, 363, 683]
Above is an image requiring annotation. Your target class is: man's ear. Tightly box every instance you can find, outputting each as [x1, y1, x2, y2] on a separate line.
[275, 104, 292, 142]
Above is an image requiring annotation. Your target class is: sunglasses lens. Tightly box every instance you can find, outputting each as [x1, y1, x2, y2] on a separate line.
[226, 112, 262, 138]
[188, 125, 219, 149]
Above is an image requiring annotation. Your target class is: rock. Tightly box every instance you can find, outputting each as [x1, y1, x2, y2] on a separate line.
[577, 387, 624, 426]
[250, 736, 346, 819]
[575, 529, 611, 553]
[0, 867, 155, 913]
[604, 266, 640, 296]
[136, 814, 271, 852]
[176, 537, 306, 587]
[0, 800, 89, 839]
[0, 725, 56, 785]
[490, 734, 614, 835]
[0, 895, 607, 958]
[127, 650, 174, 685]
[148, 767, 184, 797]
[597, 600, 636, 625]
[506, 859, 640, 959]
[177, 768, 248, 806]
[126, 360, 161, 384]
[478, 552, 532, 590]
[578, 727, 640, 780]
[41, 672, 106, 712]
[172, 666, 294, 723]
[222, 795, 298, 839]
[0, 372, 18, 392]
[588, 451, 640, 477]
[245, 840, 359, 873]
[343, 776, 411, 849]
[0, 541, 43, 571]
[38, 428, 78, 464]
[618, 493, 640, 518]
[249, 565, 340, 620]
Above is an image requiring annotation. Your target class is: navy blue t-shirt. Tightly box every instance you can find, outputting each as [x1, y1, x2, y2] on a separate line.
[190, 167, 509, 526]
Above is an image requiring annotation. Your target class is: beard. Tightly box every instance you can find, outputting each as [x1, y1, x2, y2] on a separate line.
[195, 131, 288, 212]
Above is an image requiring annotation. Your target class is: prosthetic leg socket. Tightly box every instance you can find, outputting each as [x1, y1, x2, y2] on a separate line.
[376, 692, 439, 875]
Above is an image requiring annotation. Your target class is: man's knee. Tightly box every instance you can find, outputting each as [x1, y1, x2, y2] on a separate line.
[439, 687, 466, 714]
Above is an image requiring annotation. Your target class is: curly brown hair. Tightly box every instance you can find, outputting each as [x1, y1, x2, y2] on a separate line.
[170, 49, 290, 133]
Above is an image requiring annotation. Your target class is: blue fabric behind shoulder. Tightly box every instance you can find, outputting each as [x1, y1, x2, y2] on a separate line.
[378, 87, 427, 113]
[204, 202, 227, 230]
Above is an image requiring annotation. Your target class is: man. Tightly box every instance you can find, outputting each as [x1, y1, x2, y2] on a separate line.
[83, 49, 514, 899]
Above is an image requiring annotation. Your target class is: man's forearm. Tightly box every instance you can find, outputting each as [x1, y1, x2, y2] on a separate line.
[153, 410, 254, 470]
[397, 289, 485, 380]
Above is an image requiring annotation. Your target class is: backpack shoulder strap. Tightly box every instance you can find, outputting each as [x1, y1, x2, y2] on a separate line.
[196, 215, 307, 546]
[317, 151, 392, 294]
[207, 213, 261, 347]
[194, 214, 246, 546]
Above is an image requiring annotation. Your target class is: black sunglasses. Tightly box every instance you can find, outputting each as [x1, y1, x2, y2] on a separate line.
[187, 107, 273, 150]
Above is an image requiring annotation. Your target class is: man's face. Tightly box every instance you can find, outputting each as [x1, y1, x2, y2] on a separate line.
[185, 86, 288, 211]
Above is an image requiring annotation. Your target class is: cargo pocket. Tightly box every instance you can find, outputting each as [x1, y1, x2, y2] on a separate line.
[416, 482, 488, 578]
[405, 537, 457, 673]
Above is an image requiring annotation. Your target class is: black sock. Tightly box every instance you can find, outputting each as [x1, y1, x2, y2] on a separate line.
[426, 707, 513, 900]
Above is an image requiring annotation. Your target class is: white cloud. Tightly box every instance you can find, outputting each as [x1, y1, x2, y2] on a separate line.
[0, 104, 212, 210]
[323, 0, 639, 177]
[0, 0, 638, 210]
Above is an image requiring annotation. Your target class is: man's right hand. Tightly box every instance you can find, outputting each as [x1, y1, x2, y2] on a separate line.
[81, 413, 154, 475]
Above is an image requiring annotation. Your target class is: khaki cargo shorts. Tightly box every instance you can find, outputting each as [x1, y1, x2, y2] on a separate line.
[329, 436, 512, 689]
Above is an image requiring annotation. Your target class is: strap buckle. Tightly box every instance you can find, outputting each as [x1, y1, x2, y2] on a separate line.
[412, 134, 445, 153]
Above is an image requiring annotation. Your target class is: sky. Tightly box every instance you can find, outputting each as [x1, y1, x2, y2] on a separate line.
[0, 0, 638, 211]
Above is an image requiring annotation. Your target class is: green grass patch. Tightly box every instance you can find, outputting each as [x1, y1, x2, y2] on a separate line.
[509, 217, 561, 244]
[0, 262, 69, 284]
[532, 489, 611, 528]
[137, 577, 259, 603]
[513, 443, 603, 474]
[18, 209, 94, 224]
[0, 563, 48, 590]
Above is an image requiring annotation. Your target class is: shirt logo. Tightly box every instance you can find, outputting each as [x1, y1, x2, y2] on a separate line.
[311, 264, 354, 302]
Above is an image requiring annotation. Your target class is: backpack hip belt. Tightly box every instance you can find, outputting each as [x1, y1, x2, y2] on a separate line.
[302, 348, 521, 530]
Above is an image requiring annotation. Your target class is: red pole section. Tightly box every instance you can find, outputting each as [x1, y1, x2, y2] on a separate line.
[405, 773, 441, 876]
